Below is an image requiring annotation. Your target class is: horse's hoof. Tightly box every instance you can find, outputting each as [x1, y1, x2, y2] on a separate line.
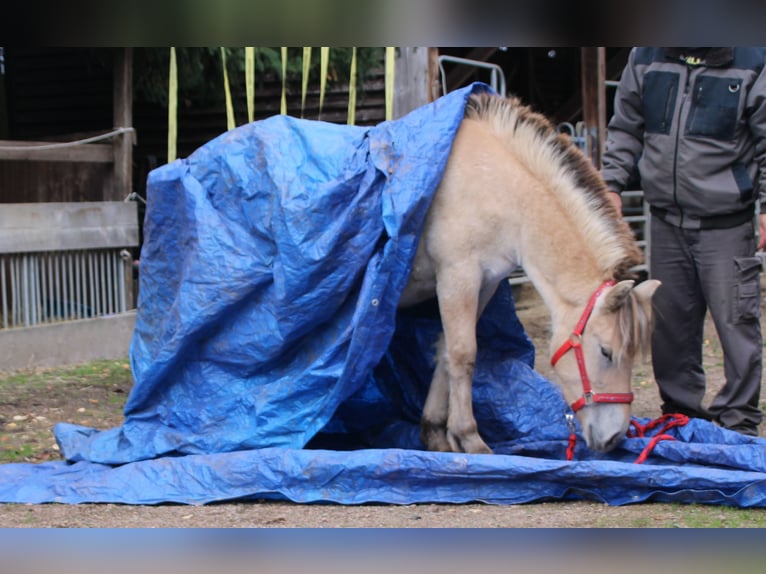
[470, 443, 494, 455]
[420, 424, 452, 452]
[465, 441, 493, 455]
[448, 432, 493, 455]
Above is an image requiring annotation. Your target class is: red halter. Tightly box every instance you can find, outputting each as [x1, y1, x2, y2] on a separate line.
[550, 280, 634, 412]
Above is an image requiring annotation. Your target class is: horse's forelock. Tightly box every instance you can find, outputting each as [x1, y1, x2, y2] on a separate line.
[466, 92, 643, 278]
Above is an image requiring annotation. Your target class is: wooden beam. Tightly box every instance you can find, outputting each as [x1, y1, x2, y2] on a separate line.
[0, 141, 113, 162]
[0, 201, 139, 253]
[580, 47, 607, 168]
[112, 48, 133, 202]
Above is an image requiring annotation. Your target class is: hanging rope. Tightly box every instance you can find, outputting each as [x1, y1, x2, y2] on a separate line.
[280, 47, 288, 115]
[220, 48, 235, 131]
[245, 47, 255, 123]
[319, 47, 329, 119]
[385, 47, 395, 121]
[0, 127, 135, 151]
[167, 47, 178, 163]
[347, 47, 357, 126]
[301, 47, 312, 119]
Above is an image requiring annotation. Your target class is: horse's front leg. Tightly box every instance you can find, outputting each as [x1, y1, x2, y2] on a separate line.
[420, 336, 452, 452]
[430, 270, 492, 454]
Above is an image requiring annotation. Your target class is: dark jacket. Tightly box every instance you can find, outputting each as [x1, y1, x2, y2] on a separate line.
[602, 47, 766, 229]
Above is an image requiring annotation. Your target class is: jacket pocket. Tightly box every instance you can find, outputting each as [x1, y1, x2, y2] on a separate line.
[642, 71, 679, 134]
[732, 162, 755, 203]
[685, 75, 742, 140]
[733, 256, 762, 323]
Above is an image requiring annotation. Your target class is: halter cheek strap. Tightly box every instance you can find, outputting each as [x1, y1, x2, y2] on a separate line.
[550, 280, 634, 413]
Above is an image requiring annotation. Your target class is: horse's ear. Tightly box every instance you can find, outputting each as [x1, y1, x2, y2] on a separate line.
[632, 279, 661, 315]
[602, 279, 634, 312]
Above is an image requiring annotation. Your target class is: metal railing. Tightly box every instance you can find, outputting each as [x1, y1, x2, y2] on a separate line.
[0, 201, 139, 331]
[1, 249, 132, 329]
[438, 55, 507, 97]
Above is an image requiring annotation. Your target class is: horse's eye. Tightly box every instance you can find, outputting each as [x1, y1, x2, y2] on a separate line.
[600, 346, 613, 362]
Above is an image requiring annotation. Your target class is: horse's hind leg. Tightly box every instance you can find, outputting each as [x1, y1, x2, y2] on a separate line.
[423, 267, 492, 454]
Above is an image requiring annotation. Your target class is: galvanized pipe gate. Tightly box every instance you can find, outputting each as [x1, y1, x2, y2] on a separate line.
[0, 201, 139, 370]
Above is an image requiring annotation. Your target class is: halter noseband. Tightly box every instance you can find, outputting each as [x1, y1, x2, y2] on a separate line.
[550, 280, 634, 413]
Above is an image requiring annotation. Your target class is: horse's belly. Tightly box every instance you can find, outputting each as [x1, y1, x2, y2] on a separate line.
[398, 260, 437, 308]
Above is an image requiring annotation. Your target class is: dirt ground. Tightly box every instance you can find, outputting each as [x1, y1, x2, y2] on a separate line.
[1, 280, 765, 527]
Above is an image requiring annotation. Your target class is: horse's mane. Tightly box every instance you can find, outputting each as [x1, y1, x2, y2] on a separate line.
[464, 92, 643, 281]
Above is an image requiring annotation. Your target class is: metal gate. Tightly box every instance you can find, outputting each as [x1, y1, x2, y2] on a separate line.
[0, 201, 138, 331]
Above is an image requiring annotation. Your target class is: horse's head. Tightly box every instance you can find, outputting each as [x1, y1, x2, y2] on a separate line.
[550, 279, 660, 452]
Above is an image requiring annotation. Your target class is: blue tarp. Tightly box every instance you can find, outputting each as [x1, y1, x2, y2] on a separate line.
[2, 83, 766, 507]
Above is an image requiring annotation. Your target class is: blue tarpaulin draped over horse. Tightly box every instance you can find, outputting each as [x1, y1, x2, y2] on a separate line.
[2, 83, 766, 507]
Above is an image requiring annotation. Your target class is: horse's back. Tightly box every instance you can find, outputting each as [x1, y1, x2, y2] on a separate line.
[399, 118, 537, 308]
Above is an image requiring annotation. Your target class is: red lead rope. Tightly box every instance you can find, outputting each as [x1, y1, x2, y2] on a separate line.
[565, 413, 690, 463]
[553, 281, 690, 463]
[628, 413, 690, 464]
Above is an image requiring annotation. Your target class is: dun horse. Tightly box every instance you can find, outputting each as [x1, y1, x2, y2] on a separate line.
[399, 92, 660, 455]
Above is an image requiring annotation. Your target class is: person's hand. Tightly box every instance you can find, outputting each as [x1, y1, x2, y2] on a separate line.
[759, 212, 766, 251]
[607, 191, 623, 215]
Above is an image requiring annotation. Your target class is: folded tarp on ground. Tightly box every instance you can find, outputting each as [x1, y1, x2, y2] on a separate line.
[2, 83, 766, 507]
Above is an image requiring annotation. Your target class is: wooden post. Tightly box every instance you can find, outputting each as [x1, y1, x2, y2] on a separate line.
[428, 47, 441, 102]
[112, 48, 133, 202]
[393, 47, 435, 119]
[580, 47, 607, 168]
[0, 48, 8, 138]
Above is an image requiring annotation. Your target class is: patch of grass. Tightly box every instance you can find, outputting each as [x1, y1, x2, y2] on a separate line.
[0, 443, 36, 463]
[655, 504, 766, 528]
[0, 359, 132, 390]
[592, 503, 766, 528]
[0, 359, 132, 464]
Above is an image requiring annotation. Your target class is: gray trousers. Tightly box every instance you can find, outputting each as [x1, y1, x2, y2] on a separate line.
[650, 215, 763, 432]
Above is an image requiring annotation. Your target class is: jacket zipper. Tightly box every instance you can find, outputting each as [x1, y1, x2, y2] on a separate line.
[672, 68, 692, 224]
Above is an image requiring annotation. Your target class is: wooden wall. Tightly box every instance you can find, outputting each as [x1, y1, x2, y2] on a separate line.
[0, 48, 116, 204]
[1, 48, 389, 204]
[132, 69, 388, 186]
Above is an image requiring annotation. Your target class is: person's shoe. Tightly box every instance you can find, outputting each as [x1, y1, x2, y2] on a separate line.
[660, 403, 713, 421]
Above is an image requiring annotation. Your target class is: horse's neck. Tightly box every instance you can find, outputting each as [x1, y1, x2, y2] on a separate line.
[518, 230, 603, 332]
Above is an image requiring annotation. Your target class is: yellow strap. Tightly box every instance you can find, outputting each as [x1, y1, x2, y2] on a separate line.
[319, 47, 329, 118]
[220, 48, 235, 131]
[167, 47, 177, 163]
[245, 47, 255, 123]
[301, 47, 312, 119]
[281, 47, 288, 115]
[385, 47, 395, 120]
[347, 47, 357, 126]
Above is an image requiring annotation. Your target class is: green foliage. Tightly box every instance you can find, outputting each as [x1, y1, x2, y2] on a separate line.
[134, 47, 385, 106]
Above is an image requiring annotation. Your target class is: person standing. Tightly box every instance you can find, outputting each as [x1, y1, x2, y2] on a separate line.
[602, 47, 766, 436]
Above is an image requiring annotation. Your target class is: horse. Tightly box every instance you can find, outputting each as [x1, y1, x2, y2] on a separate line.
[398, 91, 660, 455]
